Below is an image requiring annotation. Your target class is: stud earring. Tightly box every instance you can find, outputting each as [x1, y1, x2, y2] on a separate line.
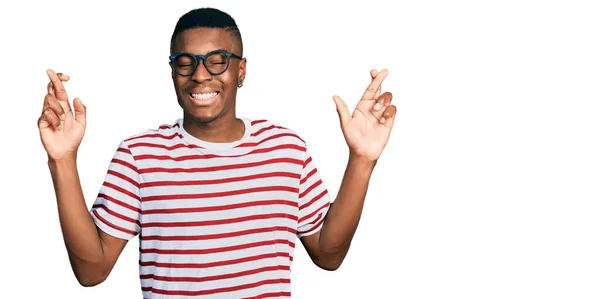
[238, 82, 244, 88]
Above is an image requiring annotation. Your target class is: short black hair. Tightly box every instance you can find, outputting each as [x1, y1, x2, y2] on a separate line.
[170, 8, 243, 55]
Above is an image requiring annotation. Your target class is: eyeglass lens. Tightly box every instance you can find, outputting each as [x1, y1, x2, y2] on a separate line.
[174, 52, 229, 76]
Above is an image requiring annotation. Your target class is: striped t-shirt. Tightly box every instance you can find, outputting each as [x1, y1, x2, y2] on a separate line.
[90, 118, 331, 299]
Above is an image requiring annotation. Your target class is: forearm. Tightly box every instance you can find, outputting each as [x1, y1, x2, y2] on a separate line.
[48, 157, 107, 283]
[319, 154, 376, 252]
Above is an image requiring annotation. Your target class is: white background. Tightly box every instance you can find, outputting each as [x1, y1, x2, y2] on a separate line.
[1, 0, 599, 298]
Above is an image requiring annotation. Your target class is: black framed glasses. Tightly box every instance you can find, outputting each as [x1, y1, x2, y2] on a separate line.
[169, 49, 243, 76]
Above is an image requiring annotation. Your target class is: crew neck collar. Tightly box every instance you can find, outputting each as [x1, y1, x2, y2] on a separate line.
[177, 118, 252, 150]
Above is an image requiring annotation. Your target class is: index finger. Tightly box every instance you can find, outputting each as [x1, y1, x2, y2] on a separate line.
[361, 69, 388, 101]
[46, 69, 69, 103]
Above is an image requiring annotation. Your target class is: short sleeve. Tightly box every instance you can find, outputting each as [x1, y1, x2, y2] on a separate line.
[90, 141, 142, 240]
[297, 147, 331, 238]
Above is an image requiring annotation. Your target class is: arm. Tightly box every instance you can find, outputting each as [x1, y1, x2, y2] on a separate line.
[39, 70, 128, 286]
[300, 155, 375, 270]
[301, 69, 397, 270]
[49, 157, 128, 286]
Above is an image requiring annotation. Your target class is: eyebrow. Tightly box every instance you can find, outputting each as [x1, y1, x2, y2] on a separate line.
[175, 48, 230, 55]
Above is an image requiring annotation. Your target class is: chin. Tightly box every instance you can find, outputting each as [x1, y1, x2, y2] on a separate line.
[185, 106, 227, 124]
[189, 113, 221, 123]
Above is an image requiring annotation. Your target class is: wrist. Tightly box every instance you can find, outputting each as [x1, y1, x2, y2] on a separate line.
[348, 153, 377, 170]
[48, 153, 78, 169]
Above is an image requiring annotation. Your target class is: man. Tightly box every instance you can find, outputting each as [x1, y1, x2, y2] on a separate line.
[38, 7, 396, 299]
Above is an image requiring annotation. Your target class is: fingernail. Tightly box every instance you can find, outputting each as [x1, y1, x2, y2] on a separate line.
[58, 124, 63, 130]
[61, 114, 65, 120]
[380, 117, 386, 123]
[374, 103, 382, 111]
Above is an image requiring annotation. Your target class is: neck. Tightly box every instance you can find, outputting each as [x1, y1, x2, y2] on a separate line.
[182, 113, 245, 143]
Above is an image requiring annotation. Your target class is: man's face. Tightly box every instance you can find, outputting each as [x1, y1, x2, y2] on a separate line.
[171, 27, 246, 123]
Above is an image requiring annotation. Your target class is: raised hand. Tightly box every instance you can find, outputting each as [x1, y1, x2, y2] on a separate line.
[332, 69, 397, 161]
[38, 69, 87, 161]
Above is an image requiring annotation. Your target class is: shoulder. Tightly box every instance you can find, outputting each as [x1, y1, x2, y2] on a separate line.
[120, 119, 182, 148]
[247, 118, 307, 147]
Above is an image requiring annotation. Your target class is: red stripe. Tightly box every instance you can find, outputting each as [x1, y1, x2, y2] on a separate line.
[93, 210, 137, 236]
[140, 239, 295, 255]
[299, 179, 322, 199]
[142, 278, 291, 296]
[140, 265, 290, 283]
[111, 158, 138, 173]
[107, 170, 139, 189]
[300, 213, 325, 235]
[125, 132, 183, 142]
[140, 172, 300, 188]
[299, 202, 330, 223]
[129, 132, 298, 151]
[299, 168, 317, 185]
[236, 133, 304, 148]
[103, 182, 141, 202]
[299, 189, 328, 210]
[97, 193, 141, 213]
[139, 158, 303, 174]
[143, 213, 297, 228]
[116, 147, 132, 155]
[139, 252, 291, 268]
[251, 125, 277, 137]
[158, 123, 180, 130]
[303, 156, 312, 168]
[135, 144, 305, 162]
[251, 119, 268, 125]
[129, 142, 202, 150]
[92, 204, 140, 227]
[140, 230, 297, 244]
[143, 199, 298, 215]
[243, 291, 292, 299]
[143, 185, 298, 201]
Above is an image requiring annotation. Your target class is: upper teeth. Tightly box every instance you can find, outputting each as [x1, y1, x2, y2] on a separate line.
[192, 92, 218, 100]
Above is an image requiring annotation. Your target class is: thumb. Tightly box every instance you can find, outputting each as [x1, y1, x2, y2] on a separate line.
[333, 95, 351, 127]
[73, 97, 87, 125]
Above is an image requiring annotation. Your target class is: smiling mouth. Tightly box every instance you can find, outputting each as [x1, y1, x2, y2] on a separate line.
[190, 92, 219, 101]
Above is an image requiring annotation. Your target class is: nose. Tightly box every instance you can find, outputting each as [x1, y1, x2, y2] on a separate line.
[191, 59, 213, 83]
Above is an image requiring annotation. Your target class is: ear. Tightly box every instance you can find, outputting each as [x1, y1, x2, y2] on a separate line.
[238, 57, 247, 84]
